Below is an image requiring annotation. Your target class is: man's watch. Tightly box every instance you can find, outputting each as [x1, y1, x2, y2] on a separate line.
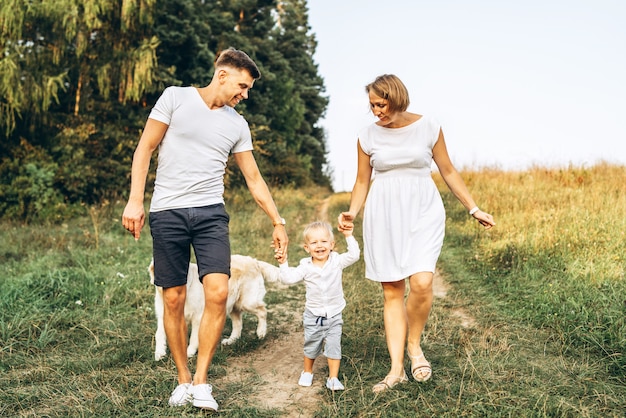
[273, 217, 286, 227]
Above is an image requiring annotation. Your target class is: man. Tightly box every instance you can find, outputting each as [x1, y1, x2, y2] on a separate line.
[121, 48, 288, 411]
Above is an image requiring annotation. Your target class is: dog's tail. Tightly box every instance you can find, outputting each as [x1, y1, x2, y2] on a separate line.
[256, 259, 281, 283]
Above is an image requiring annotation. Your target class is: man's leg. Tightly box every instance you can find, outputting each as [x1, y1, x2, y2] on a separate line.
[188, 203, 230, 410]
[149, 207, 195, 405]
[193, 273, 229, 384]
[162, 285, 192, 385]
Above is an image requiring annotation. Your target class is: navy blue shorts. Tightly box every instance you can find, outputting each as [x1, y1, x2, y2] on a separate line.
[149, 204, 230, 288]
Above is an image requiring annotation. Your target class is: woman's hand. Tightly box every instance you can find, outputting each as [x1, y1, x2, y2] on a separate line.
[473, 210, 496, 230]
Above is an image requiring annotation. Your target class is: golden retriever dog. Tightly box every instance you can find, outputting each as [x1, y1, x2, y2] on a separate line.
[149, 255, 281, 361]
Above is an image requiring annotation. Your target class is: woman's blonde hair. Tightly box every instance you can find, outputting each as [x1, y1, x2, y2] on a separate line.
[365, 74, 410, 113]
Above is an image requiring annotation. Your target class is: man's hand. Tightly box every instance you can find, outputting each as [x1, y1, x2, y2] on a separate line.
[122, 200, 145, 241]
[272, 226, 288, 263]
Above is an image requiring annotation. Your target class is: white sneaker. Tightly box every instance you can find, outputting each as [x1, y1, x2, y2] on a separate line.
[298, 371, 314, 386]
[168, 383, 192, 406]
[191, 383, 219, 411]
[326, 377, 345, 391]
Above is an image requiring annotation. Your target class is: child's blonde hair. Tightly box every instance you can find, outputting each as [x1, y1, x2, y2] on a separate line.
[302, 221, 334, 242]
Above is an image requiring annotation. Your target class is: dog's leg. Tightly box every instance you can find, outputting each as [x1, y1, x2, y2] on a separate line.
[222, 310, 243, 345]
[154, 288, 167, 361]
[187, 315, 200, 358]
[254, 305, 268, 339]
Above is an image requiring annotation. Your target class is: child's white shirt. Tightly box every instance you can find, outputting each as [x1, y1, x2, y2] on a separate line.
[279, 235, 360, 318]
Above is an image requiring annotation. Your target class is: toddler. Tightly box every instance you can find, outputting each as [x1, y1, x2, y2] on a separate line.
[277, 221, 359, 390]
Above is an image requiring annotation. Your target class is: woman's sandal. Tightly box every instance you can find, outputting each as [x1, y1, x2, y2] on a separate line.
[408, 352, 432, 382]
[372, 371, 409, 394]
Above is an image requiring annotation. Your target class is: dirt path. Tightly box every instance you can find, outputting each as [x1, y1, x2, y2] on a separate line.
[216, 271, 462, 417]
[215, 196, 475, 417]
[217, 317, 322, 417]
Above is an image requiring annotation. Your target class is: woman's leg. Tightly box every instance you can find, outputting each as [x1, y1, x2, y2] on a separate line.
[406, 271, 434, 380]
[381, 280, 408, 377]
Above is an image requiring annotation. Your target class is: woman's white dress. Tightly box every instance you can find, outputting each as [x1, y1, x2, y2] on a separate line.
[359, 115, 446, 282]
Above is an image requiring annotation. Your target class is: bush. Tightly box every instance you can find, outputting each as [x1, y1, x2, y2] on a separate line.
[0, 140, 66, 221]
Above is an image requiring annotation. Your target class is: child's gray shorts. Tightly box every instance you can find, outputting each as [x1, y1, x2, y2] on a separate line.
[302, 309, 343, 360]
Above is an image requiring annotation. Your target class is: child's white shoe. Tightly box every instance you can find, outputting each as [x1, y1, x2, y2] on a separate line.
[326, 377, 345, 391]
[298, 371, 313, 386]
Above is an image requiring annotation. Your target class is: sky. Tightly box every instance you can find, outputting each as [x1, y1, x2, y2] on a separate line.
[307, 0, 626, 191]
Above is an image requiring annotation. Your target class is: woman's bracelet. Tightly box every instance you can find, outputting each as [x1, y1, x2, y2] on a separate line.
[469, 206, 480, 216]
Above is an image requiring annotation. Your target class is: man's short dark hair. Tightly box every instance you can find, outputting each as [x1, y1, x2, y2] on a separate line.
[215, 47, 261, 79]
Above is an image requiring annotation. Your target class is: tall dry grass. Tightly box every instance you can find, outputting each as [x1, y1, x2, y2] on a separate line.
[437, 163, 625, 376]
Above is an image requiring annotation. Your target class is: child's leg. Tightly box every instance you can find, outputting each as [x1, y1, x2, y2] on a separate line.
[324, 316, 346, 390]
[303, 356, 315, 373]
[327, 357, 340, 378]
[298, 356, 316, 387]
[325, 314, 343, 379]
[303, 311, 324, 373]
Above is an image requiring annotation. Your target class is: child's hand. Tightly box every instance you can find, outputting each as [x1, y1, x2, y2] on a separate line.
[338, 212, 355, 235]
[271, 242, 287, 263]
[339, 221, 353, 237]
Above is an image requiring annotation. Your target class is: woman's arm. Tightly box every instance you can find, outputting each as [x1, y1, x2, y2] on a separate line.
[432, 129, 495, 229]
[338, 140, 372, 230]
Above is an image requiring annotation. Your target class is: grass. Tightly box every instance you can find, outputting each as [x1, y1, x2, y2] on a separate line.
[438, 164, 626, 375]
[1, 164, 625, 417]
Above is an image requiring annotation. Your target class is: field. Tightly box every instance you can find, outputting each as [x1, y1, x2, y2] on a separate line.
[1, 164, 624, 417]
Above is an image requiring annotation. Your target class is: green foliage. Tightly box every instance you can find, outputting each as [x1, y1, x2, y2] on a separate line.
[152, 0, 216, 87]
[248, 0, 331, 188]
[0, 0, 159, 129]
[0, 0, 332, 222]
[0, 0, 161, 220]
[217, 0, 330, 189]
[0, 139, 66, 221]
[51, 112, 143, 204]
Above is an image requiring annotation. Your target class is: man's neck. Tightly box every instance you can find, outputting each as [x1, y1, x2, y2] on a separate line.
[197, 85, 225, 110]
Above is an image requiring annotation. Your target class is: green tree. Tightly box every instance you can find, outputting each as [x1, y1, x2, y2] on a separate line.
[0, 0, 159, 134]
[274, 0, 330, 188]
[152, 0, 216, 88]
[0, 0, 332, 221]
[0, 0, 160, 219]
[225, 0, 331, 188]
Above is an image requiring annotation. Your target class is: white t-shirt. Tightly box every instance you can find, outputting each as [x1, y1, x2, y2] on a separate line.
[148, 86, 253, 212]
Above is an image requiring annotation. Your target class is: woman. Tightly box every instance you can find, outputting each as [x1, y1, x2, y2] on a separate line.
[338, 74, 495, 393]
